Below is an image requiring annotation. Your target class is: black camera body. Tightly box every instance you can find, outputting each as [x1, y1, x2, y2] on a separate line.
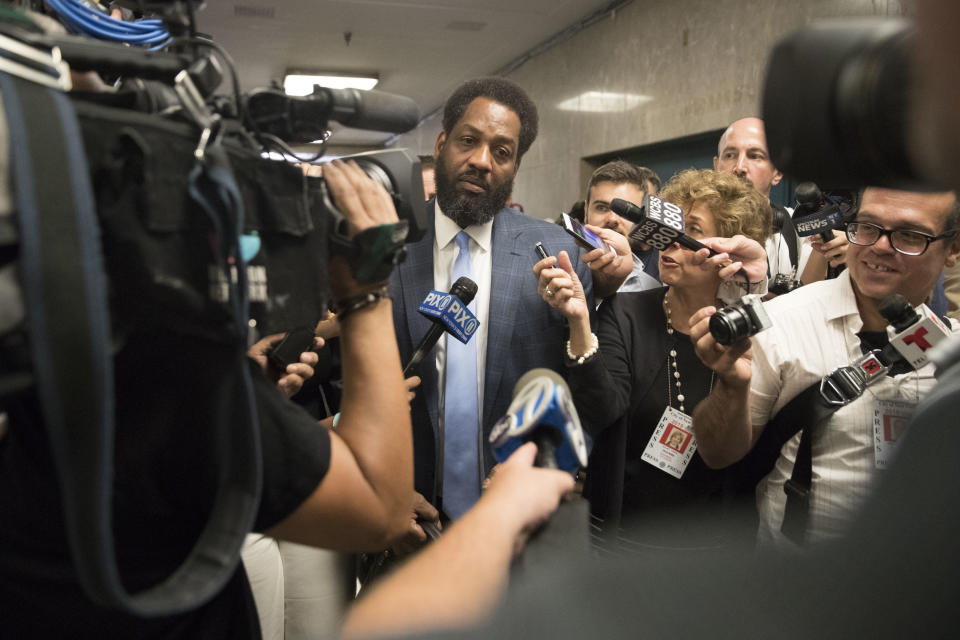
[768, 273, 801, 296]
[709, 294, 773, 346]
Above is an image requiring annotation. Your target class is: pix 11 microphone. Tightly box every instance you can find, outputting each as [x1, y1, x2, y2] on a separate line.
[880, 294, 952, 370]
[402, 277, 479, 377]
[612, 195, 719, 255]
[488, 368, 588, 473]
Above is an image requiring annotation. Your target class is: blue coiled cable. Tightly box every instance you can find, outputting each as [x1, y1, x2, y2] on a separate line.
[45, 0, 171, 49]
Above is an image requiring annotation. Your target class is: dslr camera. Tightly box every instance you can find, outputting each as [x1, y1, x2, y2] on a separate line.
[768, 272, 801, 296]
[709, 294, 773, 346]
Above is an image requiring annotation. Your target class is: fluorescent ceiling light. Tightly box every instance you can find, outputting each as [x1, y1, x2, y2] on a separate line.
[556, 91, 652, 113]
[283, 73, 379, 95]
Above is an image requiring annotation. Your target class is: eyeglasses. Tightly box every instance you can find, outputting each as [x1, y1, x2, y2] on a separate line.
[844, 221, 957, 256]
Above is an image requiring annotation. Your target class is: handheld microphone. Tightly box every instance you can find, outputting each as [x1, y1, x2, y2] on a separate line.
[402, 277, 479, 377]
[880, 294, 952, 369]
[612, 195, 719, 255]
[488, 368, 588, 473]
[613, 195, 753, 284]
[246, 86, 421, 143]
[819, 295, 951, 405]
[793, 182, 854, 243]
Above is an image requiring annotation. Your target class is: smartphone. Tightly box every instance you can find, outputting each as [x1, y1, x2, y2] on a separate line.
[560, 212, 611, 253]
[267, 326, 317, 371]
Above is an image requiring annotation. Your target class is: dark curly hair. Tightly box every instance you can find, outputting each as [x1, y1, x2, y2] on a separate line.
[442, 77, 539, 158]
[587, 161, 661, 201]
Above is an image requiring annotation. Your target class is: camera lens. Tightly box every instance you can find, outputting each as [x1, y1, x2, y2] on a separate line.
[709, 307, 750, 346]
[763, 18, 920, 189]
[353, 158, 395, 196]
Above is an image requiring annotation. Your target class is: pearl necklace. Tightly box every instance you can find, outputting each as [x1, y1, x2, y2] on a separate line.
[662, 292, 686, 412]
[663, 290, 714, 415]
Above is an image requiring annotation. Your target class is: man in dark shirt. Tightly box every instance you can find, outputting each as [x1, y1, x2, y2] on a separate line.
[0, 160, 414, 637]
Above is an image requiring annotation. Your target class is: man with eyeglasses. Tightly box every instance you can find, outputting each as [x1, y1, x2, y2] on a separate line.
[686, 187, 960, 547]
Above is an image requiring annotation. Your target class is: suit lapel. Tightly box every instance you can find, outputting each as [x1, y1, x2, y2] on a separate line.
[398, 205, 440, 428]
[483, 210, 524, 426]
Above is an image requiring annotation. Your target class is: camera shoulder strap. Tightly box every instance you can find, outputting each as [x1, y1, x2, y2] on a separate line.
[742, 348, 890, 545]
[738, 382, 837, 542]
[773, 202, 799, 269]
[1, 70, 259, 616]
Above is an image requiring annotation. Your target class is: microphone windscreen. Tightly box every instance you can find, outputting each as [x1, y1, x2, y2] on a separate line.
[879, 293, 917, 330]
[610, 198, 644, 224]
[795, 181, 823, 207]
[512, 367, 568, 398]
[329, 88, 420, 133]
[450, 276, 478, 306]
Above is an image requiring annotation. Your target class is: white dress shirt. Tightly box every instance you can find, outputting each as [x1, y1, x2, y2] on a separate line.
[433, 205, 493, 425]
[748, 270, 957, 546]
[617, 254, 660, 293]
[765, 231, 795, 278]
[767, 206, 814, 280]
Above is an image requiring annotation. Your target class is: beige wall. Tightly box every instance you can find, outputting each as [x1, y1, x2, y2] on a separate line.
[392, 0, 905, 219]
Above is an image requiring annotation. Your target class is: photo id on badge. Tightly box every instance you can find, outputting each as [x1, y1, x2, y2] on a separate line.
[642, 406, 697, 479]
[873, 398, 915, 469]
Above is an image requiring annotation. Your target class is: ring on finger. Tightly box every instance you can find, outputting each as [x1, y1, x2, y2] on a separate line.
[545, 287, 554, 297]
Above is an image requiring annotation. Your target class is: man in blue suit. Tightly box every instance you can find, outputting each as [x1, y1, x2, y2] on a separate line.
[389, 78, 594, 523]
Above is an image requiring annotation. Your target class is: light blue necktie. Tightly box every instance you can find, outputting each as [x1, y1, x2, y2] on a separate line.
[443, 230, 480, 518]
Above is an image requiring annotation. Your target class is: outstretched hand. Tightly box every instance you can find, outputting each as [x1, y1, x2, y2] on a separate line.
[688, 306, 753, 387]
[533, 250, 590, 321]
[247, 332, 323, 398]
[481, 442, 575, 557]
[306, 160, 399, 238]
[305, 160, 401, 299]
[810, 230, 849, 268]
[390, 491, 441, 556]
[581, 225, 633, 297]
[689, 235, 767, 283]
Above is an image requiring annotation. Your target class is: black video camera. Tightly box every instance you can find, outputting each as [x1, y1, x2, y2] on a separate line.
[762, 18, 919, 190]
[0, 4, 424, 618]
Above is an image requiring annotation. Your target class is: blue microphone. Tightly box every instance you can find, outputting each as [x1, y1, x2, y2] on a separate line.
[402, 277, 479, 376]
[489, 368, 589, 473]
[416, 289, 480, 344]
[793, 182, 855, 242]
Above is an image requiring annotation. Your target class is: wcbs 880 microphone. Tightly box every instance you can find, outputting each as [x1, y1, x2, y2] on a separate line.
[488, 368, 588, 473]
[611, 194, 719, 255]
[402, 277, 479, 377]
[612, 194, 752, 285]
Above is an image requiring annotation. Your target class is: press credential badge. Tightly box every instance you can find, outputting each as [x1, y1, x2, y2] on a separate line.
[642, 406, 697, 479]
[873, 398, 914, 469]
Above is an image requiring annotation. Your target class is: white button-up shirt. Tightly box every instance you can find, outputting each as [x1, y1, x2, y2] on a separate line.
[432, 206, 493, 424]
[748, 270, 956, 546]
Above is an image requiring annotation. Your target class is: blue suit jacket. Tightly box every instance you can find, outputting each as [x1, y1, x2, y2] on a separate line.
[389, 203, 594, 506]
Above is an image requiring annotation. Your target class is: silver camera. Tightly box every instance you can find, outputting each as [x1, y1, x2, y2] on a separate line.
[709, 294, 773, 345]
